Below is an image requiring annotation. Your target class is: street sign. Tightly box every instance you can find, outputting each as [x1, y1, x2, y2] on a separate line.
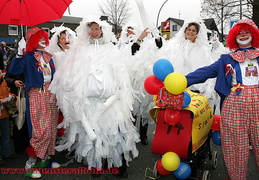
[230, 20, 238, 29]
[162, 21, 170, 31]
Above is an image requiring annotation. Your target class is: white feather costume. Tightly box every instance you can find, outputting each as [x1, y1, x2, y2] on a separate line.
[117, 23, 141, 51]
[209, 31, 230, 61]
[49, 14, 139, 168]
[158, 18, 219, 112]
[118, 24, 163, 125]
[209, 32, 230, 115]
[46, 25, 76, 70]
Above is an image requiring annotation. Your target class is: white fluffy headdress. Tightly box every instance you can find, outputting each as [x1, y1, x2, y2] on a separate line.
[47, 25, 76, 54]
[74, 14, 114, 45]
[174, 17, 210, 47]
[119, 23, 141, 43]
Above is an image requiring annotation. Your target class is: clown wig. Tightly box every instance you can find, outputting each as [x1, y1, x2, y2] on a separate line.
[226, 22, 259, 51]
[26, 29, 49, 52]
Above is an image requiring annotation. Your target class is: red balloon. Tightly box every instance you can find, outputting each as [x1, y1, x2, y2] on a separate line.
[164, 109, 181, 126]
[144, 75, 164, 95]
[212, 115, 221, 131]
[156, 159, 171, 176]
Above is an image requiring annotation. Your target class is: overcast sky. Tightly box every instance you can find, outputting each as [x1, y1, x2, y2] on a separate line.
[64, 0, 202, 29]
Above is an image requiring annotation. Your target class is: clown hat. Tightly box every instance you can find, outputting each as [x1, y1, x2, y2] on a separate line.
[25, 27, 42, 43]
[235, 19, 258, 30]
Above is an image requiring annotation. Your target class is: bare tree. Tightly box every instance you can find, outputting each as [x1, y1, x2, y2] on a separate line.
[201, 0, 254, 42]
[99, 0, 131, 35]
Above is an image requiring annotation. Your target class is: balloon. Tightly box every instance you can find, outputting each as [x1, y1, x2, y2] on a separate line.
[164, 73, 187, 95]
[153, 59, 174, 81]
[173, 162, 192, 179]
[182, 91, 191, 108]
[211, 115, 221, 131]
[156, 159, 172, 176]
[161, 152, 180, 171]
[164, 109, 181, 126]
[212, 131, 221, 146]
[144, 75, 164, 95]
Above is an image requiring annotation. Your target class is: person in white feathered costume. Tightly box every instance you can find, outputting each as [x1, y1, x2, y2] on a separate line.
[209, 30, 230, 62]
[118, 23, 163, 145]
[209, 31, 230, 115]
[158, 17, 219, 113]
[46, 25, 76, 70]
[49, 14, 139, 176]
[117, 23, 141, 52]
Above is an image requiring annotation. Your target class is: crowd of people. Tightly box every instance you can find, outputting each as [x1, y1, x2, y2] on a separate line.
[0, 14, 259, 180]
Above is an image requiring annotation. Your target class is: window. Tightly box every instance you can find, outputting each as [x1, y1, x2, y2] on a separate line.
[8, 25, 18, 35]
[42, 27, 50, 36]
[172, 25, 177, 31]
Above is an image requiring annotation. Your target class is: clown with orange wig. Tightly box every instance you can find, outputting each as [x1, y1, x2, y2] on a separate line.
[9, 27, 60, 179]
[186, 19, 259, 180]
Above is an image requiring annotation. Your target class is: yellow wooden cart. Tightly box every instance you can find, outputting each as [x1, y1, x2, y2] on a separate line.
[150, 89, 218, 180]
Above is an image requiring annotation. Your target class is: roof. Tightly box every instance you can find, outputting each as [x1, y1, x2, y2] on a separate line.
[203, 18, 219, 33]
[49, 15, 109, 25]
[166, 17, 184, 26]
[165, 17, 219, 34]
[49, 16, 82, 24]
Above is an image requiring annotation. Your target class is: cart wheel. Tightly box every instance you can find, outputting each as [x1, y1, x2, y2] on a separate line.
[153, 161, 160, 179]
[202, 170, 210, 180]
[211, 151, 218, 169]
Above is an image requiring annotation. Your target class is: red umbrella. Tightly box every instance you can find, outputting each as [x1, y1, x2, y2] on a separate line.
[0, 0, 73, 27]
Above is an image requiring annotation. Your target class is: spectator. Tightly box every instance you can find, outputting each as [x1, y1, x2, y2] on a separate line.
[0, 70, 17, 166]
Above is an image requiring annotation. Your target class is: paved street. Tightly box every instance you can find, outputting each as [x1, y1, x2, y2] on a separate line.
[0, 122, 258, 180]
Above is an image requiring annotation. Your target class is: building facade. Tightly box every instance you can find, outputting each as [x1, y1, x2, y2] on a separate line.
[0, 16, 82, 46]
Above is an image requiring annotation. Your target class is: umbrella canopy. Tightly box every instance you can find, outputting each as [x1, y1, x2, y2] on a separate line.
[0, 0, 73, 27]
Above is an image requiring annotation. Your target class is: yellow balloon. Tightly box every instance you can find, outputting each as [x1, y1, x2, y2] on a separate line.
[161, 152, 180, 171]
[164, 73, 187, 95]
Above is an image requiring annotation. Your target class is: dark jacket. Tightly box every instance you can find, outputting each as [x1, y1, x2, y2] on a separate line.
[131, 37, 163, 55]
[186, 47, 259, 108]
[8, 51, 56, 138]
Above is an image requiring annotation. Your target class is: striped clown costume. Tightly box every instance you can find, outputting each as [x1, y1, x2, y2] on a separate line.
[9, 27, 59, 178]
[186, 19, 259, 180]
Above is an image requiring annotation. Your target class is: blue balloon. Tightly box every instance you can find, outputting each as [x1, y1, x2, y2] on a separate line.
[173, 162, 191, 179]
[212, 131, 221, 146]
[182, 91, 191, 108]
[153, 59, 174, 81]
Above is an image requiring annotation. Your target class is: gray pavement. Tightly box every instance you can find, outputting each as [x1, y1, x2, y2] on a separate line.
[0, 122, 258, 180]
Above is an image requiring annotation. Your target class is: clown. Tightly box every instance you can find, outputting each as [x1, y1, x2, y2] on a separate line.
[186, 19, 259, 180]
[9, 27, 59, 179]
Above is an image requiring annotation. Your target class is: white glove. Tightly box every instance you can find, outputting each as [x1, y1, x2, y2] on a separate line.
[150, 27, 160, 39]
[17, 37, 26, 56]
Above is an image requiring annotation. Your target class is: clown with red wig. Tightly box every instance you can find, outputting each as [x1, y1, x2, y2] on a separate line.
[186, 19, 259, 179]
[9, 27, 59, 178]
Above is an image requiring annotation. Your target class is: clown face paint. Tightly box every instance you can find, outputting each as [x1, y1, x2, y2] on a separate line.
[38, 39, 46, 49]
[236, 30, 252, 48]
[236, 36, 252, 45]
